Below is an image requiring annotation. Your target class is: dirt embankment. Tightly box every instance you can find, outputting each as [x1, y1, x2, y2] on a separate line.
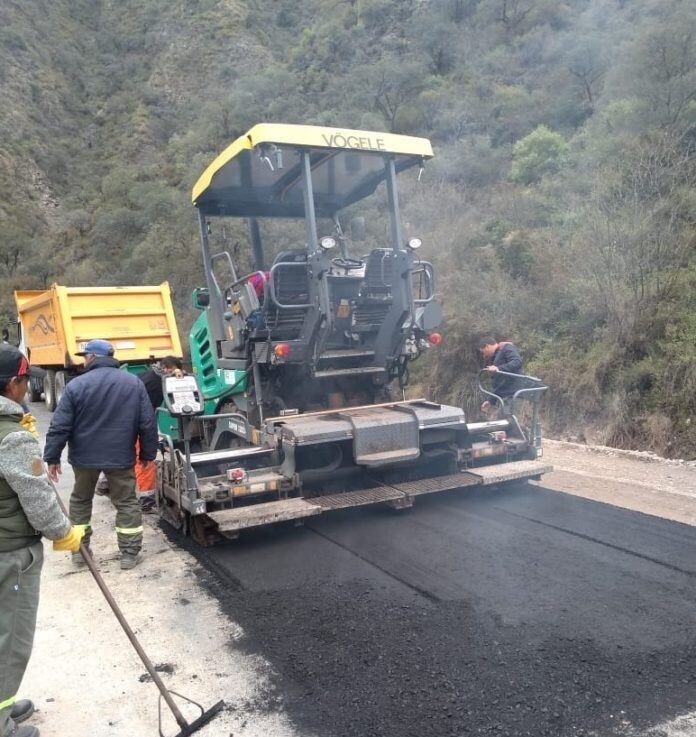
[542, 439, 696, 526]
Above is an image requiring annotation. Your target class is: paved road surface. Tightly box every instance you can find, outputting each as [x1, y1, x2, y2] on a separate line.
[33, 401, 696, 737]
[199, 479, 696, 736]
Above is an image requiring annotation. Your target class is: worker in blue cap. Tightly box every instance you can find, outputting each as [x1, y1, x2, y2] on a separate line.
[43, 340, 157, 570]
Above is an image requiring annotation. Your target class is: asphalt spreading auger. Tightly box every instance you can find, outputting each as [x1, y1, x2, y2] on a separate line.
[155, 124, 552, 546]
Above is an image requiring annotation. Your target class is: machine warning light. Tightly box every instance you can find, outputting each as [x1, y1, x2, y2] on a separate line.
[227, 468, 248, 483]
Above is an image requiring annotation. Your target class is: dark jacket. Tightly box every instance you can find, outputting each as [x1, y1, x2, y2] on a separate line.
[491, 342, 523, 399]
[140, 367, 164, 410]
[43, 357, 158, 468]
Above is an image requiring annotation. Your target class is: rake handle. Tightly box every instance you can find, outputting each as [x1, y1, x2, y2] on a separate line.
[50, 481, 189, 730]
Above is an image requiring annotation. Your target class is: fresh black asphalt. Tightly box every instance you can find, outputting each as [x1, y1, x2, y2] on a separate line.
[190, 483, 696, 736]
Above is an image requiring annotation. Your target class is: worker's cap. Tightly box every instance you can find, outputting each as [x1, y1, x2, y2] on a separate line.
[478, 335, 498, 348]
[75, 339, 114, 357]
[0, 345, 45, 380]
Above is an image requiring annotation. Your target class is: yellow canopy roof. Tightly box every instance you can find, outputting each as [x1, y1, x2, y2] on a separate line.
[192, 124, 433, 218]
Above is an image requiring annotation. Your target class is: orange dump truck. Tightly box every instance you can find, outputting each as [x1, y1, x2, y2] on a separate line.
[14, 283, 183, 410]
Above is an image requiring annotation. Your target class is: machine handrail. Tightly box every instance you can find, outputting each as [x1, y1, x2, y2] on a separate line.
[477, 369, 548, 407]
[197, 411, 249, 423]
[225, 270, 268, 304]
[225, 256, 434, 312]
[413, 260, 435, 305]
[210, 251, 238, 296]
[268, 261, 313, 309]
[156, 413, 178, 480]
[512, 385, 548, 400]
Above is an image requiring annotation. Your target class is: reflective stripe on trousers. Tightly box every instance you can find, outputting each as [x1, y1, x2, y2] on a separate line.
[114, 526, 144, 535]
[71, 467, 142, 555]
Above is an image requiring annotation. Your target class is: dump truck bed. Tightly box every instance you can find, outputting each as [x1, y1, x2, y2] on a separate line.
[15, 283, 182, 368]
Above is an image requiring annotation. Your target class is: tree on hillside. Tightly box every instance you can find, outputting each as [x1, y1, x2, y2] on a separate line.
[606, 5, 696, 130]
[509, 125, 567, 184]
[579, 133, 696, 343]
[565, 39, 606, 109]
[352, 56, 429, 132]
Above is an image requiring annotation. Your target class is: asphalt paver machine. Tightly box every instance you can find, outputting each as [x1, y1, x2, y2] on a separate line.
[157, 124, 551, 544]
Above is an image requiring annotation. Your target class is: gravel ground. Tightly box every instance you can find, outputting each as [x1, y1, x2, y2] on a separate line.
[21, 405, 300, 737]
[543, 440, 696, 526]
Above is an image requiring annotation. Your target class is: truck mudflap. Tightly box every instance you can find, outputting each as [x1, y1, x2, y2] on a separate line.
[204, 460, 552, 541]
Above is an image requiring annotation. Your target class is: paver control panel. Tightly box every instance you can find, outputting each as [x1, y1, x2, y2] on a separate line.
[163, 374, 204, 416]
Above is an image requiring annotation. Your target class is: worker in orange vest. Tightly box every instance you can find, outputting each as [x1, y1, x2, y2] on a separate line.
[136, 356, 183, 511]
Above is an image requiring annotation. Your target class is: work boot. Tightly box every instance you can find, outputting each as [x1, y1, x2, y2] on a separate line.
[138, 491, 156, 514]
[9, 724, 39, 737]
[120, 553, 140, 570]
[10, 700, 34, 724]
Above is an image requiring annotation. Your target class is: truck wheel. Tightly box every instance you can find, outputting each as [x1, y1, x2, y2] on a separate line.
[55, 371, 67, 406]
[28, 378, 43, 403]
[44, 371, 57, 412]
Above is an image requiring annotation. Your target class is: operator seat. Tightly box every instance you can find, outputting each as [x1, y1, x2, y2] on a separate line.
[264, 249, 310, 339]
[270, 250, 309, 305]
[353, 248, 396, 333]
[363, 249, 395, 297]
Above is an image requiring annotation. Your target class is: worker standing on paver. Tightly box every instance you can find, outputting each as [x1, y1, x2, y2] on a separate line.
[0, 346, 84, 737]
[479, 336, 524, 414]
[43, 339, 157, 570]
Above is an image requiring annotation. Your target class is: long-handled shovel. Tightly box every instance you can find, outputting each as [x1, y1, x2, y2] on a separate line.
[50, 481, 225, 737]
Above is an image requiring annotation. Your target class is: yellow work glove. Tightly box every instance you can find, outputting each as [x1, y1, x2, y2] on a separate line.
[20, 413, 38, 438]
[53, 525, 86, 552]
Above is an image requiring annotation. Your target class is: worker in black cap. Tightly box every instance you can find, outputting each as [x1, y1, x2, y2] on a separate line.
[478, 336, 524, 415]
[0, 345, 84, 737]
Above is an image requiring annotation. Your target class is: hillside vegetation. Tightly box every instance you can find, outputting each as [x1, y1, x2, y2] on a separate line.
[1, 0, 694, 456]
